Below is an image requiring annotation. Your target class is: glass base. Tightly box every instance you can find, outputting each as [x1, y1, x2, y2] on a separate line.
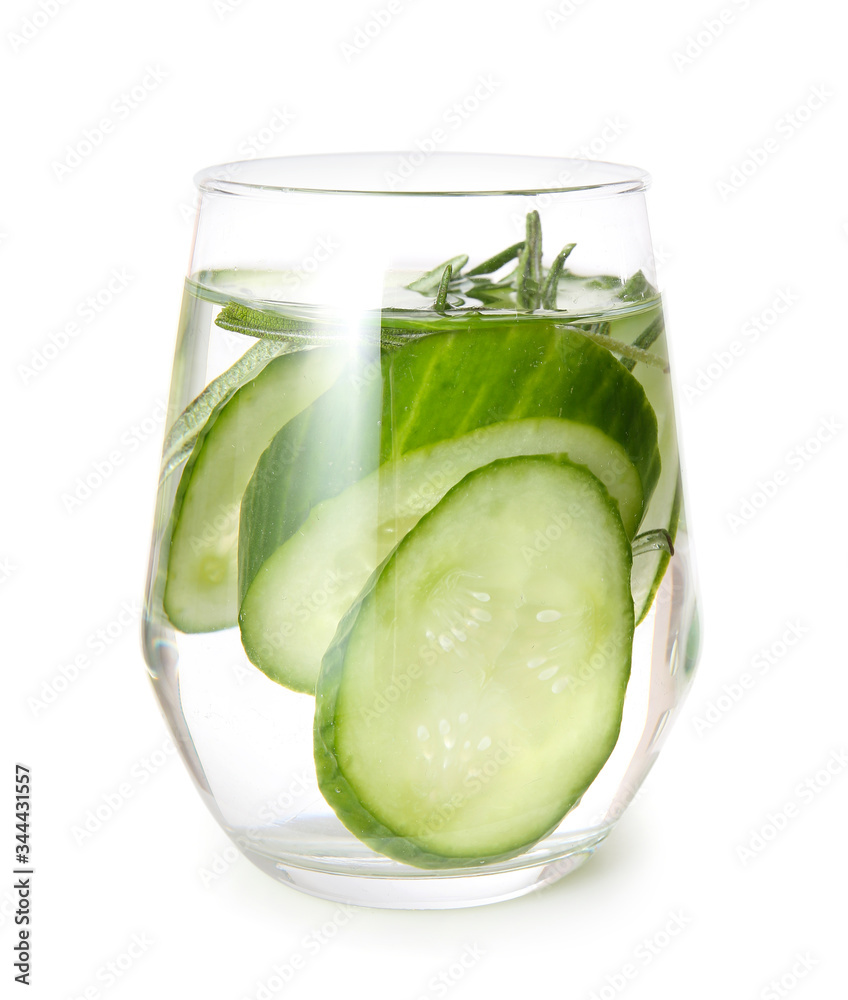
[238, 833, 608, 910]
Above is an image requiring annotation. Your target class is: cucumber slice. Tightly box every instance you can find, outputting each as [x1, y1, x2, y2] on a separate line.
[314, 456, 634, 868]
[239, 320, 659, 689]
[240, 418, 640, 693]
[163, 347, 343, 633]
[160, 338, 285, 481]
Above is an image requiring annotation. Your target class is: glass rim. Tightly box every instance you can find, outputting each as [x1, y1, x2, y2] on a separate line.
[193, 152, 651, 199]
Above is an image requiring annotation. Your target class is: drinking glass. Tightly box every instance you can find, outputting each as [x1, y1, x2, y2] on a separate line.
[142, 153, 700, 909]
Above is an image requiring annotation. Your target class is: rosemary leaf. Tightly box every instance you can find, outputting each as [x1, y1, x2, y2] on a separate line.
[465, 241, 525, 277]
[517, 211, 542, 310]
[407, 255, 468, 294]
[434, 264, 452, 313]
[620, 314, 665, 372]
[218, 299, 431, 354]
[380, 328, 430, 348]
[540, 243, 576, 310]
[215, 302, 339, 344]
[562, 324, 669, 371]
[464, 278, 519, 309]
[516, 241, 530, 308]
[621, 270, 656, 302]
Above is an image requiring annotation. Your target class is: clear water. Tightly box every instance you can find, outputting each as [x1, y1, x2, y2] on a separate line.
[142, 270, 699, 900]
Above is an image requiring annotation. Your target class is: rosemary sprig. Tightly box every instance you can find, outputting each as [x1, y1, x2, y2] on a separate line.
[405, 211, 660, 320]
[215, 214, 664, 373]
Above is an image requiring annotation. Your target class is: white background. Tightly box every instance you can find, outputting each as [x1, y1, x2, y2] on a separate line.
[2, 0, 847, 997]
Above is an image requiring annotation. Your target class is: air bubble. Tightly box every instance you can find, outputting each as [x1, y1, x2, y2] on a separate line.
[417, 726, 430, 742]
[458, 712, 468, 724]
[539, 666, 559, 680]
[527, 656, 547, 669]
[438, 634, 454, 651]
[470, 591, 491, 602]
[471, 608, 492, 622]
[477, 736, 492, 751]
[536, 609, 562, 623]
[438, 719, 450, 736]
[552, 678, 570, 694]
